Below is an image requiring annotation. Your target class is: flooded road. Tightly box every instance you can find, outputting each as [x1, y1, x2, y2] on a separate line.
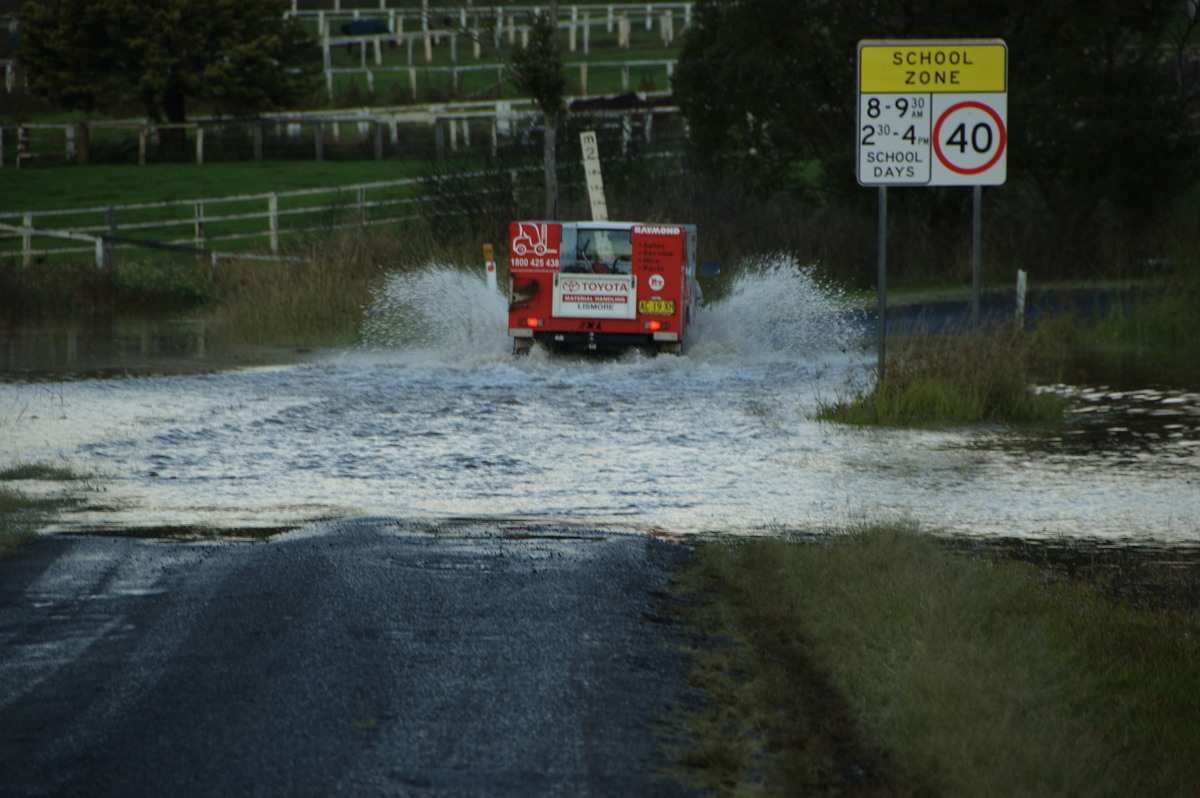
[2, 262, 1198, 543]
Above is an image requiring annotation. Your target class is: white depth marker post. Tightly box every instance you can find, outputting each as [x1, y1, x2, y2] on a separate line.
[580, 130, 608, 221]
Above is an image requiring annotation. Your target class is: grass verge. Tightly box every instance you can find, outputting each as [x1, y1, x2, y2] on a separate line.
[670, 527, 1200, 796]
[1033, 273, 1200, 373]
[0, 463, 85, 557]
[817, 327, 1064, 427]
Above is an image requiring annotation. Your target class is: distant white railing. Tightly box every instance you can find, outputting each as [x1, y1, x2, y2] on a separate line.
[0, 171, 533, 267]
[323, 58, 675, 100]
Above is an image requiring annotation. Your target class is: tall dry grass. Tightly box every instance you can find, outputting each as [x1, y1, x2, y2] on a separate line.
[206, 223, 489, 348]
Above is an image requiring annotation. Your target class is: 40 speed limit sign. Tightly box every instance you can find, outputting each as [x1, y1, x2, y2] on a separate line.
[857, 40, 1007, 186]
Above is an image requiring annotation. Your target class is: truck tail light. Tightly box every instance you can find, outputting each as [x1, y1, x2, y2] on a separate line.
[644, 320, 669, 331]
[524, 317, 542, 328]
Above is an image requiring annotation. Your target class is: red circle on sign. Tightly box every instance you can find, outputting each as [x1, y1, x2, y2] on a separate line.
[933, 101, 1007, 175]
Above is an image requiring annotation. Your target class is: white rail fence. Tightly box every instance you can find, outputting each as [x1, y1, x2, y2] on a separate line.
[322, 58, 675, 101]
[308, 3, 688, 99]
[0, 171, 531, 268]
[3, 4, 688, 98]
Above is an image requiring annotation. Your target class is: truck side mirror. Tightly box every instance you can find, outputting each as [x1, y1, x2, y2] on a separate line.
[699, 261, 721, 278]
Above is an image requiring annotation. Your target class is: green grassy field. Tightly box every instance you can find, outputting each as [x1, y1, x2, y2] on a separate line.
[1, 161, 435, 213]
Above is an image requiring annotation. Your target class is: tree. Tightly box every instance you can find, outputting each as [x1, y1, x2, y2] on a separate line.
[673, 0, 1200, 221]
[17, 0, 317, 147]
[504, 2, 566, 219]
[447, 2, 565, 217]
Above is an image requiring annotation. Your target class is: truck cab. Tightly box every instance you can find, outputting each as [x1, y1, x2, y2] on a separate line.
[507, 221, 711, 355]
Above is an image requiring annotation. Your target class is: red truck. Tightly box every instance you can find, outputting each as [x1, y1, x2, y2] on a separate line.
[506, 221, 717, 355]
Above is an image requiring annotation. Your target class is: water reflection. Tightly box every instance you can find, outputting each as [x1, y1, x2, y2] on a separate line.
[1, 314, 209, 380]
[999, 386, 1200, 462]
[0, 314, 305, 381]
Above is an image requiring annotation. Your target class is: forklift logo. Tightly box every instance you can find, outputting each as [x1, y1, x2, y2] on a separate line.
[512, 223, 559, 257]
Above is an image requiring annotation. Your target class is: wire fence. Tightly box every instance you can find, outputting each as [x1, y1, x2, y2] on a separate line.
[0, 100, 684, 167]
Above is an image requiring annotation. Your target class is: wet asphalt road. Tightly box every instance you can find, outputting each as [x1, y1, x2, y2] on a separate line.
[0, 520, 701, 797]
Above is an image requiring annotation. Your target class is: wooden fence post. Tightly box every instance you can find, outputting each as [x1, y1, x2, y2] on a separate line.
[17, 125, 29, 169]
[104, 206, 117, 273]
[253, 123, 263, 162]
[315, 122, 325, 161]
[194, 200, 205, 250]
[423, 0, 432, 62]
[196, 126, 205, 165]
[268, 193, 279, 253]
[138, 127, 147, 165]
[22, 212, 32, 266]
[77, 122, 89, 165]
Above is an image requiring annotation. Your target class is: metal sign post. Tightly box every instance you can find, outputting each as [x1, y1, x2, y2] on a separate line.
[857, 39, 1008, 363]
[877, 186, 888, 379]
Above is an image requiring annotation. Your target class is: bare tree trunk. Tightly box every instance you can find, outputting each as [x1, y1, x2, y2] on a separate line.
[544, 0, 559, 219]
[545, 111, 559, 219]
[161, 83, 189, 158]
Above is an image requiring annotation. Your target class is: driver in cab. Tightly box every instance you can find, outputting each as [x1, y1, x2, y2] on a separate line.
[571, 229, 631, 274]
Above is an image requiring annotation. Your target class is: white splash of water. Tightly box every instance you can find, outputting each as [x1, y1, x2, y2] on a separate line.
[691, 254, 863, 362]
[358, 256, 864, 368]
[360, 264, 510, 361]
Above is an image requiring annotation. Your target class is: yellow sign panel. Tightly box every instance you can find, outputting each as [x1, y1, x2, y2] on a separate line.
[860, 40, 1006, 93]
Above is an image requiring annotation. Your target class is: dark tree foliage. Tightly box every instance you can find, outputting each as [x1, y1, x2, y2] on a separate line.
[17, 0, 318, 125]
[506, 10, 567, 121]
[673, 0, 1200, 221]
[505, 6, 566, 218]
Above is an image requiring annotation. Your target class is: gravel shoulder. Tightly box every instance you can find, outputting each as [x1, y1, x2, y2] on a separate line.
[0, 519, 701, 797]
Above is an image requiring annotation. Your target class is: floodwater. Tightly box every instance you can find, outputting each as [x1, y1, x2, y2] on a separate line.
[2, 259, 1198, 544]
